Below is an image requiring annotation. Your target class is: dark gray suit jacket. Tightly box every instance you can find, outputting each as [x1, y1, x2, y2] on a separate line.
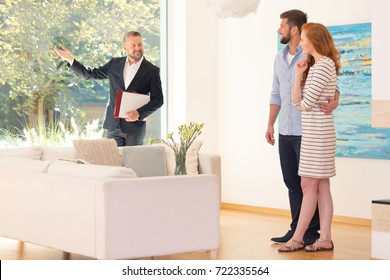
[70, 57, 164, 133]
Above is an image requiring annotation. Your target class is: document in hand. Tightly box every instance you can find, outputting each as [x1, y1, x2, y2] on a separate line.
[114, 90, 150, 118]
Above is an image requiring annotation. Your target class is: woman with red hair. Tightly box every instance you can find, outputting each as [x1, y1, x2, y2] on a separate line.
[279, 22, 340, 252]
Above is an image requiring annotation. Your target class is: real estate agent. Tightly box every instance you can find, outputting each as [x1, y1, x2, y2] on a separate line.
[54, 31, 164, 146]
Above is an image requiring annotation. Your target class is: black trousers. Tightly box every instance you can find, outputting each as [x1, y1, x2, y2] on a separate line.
[278, 134, 320, 233]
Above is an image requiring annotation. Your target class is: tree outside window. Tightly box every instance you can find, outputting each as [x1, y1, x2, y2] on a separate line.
[0, 0, 163, 143]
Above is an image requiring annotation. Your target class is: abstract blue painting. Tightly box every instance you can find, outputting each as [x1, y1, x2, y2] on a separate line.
[329, 22, 390, 160]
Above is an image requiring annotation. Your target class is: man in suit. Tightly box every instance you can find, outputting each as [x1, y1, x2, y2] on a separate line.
[54, 31, 164, 146]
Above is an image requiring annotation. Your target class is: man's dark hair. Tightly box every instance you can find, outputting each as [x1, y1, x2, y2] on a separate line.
[280, 9, 308, 34]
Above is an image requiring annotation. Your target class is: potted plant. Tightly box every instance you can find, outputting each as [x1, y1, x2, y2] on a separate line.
[152, 122, 204, 175]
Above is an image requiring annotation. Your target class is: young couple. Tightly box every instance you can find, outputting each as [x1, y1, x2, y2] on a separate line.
[266, 9, 340, 252]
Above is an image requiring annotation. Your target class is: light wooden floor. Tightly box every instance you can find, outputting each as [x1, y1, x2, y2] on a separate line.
[0, 209, 372, 260]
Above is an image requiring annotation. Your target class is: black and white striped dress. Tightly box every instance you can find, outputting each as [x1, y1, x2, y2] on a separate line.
[293, 56, 337, 179]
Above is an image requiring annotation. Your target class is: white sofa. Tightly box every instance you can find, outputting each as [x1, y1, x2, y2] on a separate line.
[0, 144, 221, 260]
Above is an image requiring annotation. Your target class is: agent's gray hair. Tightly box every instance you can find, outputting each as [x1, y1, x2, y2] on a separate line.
[122, 31, 142, 45]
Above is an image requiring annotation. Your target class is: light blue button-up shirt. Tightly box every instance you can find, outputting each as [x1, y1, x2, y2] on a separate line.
[270, 45, 306, 136]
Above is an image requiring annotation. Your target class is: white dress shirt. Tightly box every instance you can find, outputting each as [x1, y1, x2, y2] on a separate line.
[123, 56, 144, 89]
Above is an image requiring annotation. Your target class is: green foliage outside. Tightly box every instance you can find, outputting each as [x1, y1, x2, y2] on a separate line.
[0, 118, 104, 147]
[0, 0, 160, 134]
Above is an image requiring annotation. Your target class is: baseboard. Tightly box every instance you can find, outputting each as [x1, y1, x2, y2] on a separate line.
[221, 203, 371, 226]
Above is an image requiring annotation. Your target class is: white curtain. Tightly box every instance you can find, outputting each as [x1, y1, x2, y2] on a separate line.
[205, 0, 260, 19]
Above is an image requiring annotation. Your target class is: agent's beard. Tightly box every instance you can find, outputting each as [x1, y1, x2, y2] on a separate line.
[128, 50, 143, 61]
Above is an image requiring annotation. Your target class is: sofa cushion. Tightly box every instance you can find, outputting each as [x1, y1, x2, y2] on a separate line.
[40, 146, 78, 161]
[0, 146, 41, 160]
[48, 160, 137, 179]
[0, 157, 50, 173]
[162, 140, 203, 175]
[73, 139, 121, 166]
[185, 140, 203, 175]
[121, 145, 167, 177]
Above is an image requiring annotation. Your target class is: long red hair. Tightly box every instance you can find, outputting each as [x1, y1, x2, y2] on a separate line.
[301, 23, 341, 87]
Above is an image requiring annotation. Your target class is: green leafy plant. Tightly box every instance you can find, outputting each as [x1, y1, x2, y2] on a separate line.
[151, 122, 204, 175]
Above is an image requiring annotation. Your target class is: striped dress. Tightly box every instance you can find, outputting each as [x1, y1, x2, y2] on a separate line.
[293, 56, 337, 179]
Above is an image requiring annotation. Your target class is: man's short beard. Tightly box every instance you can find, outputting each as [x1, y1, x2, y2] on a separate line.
[280, 35, 290, 45]
[129, 53, 142, 61]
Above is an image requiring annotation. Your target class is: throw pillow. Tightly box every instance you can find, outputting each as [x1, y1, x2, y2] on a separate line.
[185, 140, 203, 175]
[48, 160, 137, 179]
[40, 146, 78, 161]
[121, 145, 167, 177]
[73, 139, 121, 166]
[0, 157, 50, 173]
[161, 140, 203, 176]
[0, 146, 41, 160]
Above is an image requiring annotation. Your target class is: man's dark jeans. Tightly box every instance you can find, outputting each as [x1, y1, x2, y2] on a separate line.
[107, 126, 145, 147]
[278, 134, 320, 233]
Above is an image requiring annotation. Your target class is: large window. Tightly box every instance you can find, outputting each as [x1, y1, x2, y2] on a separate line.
[0, 0, 165, 144]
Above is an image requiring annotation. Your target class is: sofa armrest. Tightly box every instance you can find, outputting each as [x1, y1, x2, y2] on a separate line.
[95, 174, 220, 260]
[198, 153, 220, 175]
[198, 153, 221, 189]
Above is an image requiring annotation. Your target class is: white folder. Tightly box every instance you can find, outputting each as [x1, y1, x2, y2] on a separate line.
[114, 90, 150, 118]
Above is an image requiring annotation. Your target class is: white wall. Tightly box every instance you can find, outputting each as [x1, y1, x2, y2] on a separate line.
[170, 0, 390, 219]
[167, 0, 218, 153]
[372, 0, 390, 100]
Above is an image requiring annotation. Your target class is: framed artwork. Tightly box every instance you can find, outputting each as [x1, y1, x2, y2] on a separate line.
[329, 22, 390, 160]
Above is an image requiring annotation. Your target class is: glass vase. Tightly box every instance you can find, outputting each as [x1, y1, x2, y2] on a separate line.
[174, 148, 187, 175]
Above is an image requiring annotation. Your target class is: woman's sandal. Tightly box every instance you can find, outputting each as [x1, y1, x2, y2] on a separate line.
[304, 239, 334, 252]
[277, 239, 305, 252]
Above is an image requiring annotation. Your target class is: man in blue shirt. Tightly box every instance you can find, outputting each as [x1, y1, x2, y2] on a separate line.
[266, 9, 339, 245]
